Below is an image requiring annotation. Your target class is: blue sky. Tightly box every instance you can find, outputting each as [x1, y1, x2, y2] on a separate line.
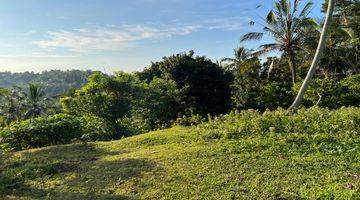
[0, 0, 323, 73]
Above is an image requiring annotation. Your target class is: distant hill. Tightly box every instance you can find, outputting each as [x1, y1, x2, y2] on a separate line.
[0, 70, 94, 96]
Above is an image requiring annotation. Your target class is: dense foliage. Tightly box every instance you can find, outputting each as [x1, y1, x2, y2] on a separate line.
[61, 72, 137, 124]
[0, 113, 119, 151]
[137, 51, 233, 116]
[293, 74, 360, 108]
[0, 114, 82, 151]
[0, 85, 59, 126]
[199, 107, 360, 140]
[61, 72, 185, 137]
[0, 70, 92, 97]
[320, 0, 360, 76]
[0, 0, 359, 151]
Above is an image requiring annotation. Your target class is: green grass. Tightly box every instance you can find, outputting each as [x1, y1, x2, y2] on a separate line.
[1, 110, 360, 199]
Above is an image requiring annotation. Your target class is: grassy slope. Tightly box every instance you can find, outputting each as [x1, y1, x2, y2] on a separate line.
[0, 126, 359, 200]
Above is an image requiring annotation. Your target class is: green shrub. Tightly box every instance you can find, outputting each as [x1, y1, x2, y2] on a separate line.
[259, 81, 294, 110]
[0, 114, 119, 151]
[292, 78, 342, 108]
[340, 74, 360, 106]
[292, 74, 360, 108]
[116, 115, 152, 137]
[175, 114, 206, 126]
[80, 115, 117, 141]
[0, 114, 82, 151]
[199, 107, 360, 140]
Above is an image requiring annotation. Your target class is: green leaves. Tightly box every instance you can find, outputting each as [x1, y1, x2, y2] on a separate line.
[137, 51, 233, 116]
[0, 113, 120, 151]
[240, 0, 318, 84]
[276, 0, 290, 16]
[61, 72, 136, 123]
[293, 0, 301, 13]
[292, 75, 360, 108]
[199, 107, 360, 140]
[299, 1, 314, 18]
[0, 114, 82, 151]
[240, 32, 264, 42]
[266, 10, 277, 24]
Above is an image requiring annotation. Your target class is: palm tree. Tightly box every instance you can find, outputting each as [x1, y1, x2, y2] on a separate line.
[24, 84, 48, 118]
[221, 47, 260, 75]
[290, 0, 336, 109]
[0, 88, 25, 125]
[0, 85, 53, 124]
[221, 47, 252, 71]
[240, 0, 318, 84]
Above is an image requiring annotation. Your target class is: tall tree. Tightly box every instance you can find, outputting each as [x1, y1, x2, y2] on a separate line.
[221, 47, 253, 72]
[0, 88, 25, 125]
[137, 51, 233, 116]
[24, 84, 49, 118]
[241, 0, 318, 84]
[61, 72, 137, 124]
[290, 0, 336, 109]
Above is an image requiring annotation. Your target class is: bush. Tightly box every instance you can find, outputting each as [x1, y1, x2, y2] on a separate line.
[137, 78, 184, 130]
[199, 107, 360, 140]
[292, 78, 342, 108]
[231, 77, 294, 111]
[60, 72, 138, 125]
[80, 115, 117, 141]
[116, 115, 152, 137]
[259, 81, 294, 110]
[292, 74, 360, 108]
[0, 114, 82, 151]
[0, 114, 119, 151]
[175, 114, 205, 126]
[340, 74, 360, 106]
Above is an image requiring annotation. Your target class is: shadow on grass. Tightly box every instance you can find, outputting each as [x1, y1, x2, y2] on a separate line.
[0, 143, 158, 200]
[10, 187, 131, 200]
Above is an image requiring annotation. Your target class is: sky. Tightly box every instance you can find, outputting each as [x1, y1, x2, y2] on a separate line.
[0, 0, 323, 73]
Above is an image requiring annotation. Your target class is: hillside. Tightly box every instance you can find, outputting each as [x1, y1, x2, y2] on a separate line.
[1, 115, 359, 199]
[0, 70, 92, 96]
[0, 0, 358, 199]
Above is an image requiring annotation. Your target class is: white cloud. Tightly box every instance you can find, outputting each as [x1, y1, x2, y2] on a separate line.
[33, 17, 248, 53]
[203, 17, 250, 31]
[33, 25, 199, 53]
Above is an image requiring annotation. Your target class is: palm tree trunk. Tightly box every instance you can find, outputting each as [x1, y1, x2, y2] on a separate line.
[290, 0, 335, 109]
[288, 54, 296, 84]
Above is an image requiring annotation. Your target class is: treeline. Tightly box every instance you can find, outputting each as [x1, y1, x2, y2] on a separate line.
[0, 0, 359, 151]
[0, 70, 93, 96]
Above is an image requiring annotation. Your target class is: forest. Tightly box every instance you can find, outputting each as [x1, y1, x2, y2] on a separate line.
[0, 70, 92, 96]
[0, 0, 359, 199]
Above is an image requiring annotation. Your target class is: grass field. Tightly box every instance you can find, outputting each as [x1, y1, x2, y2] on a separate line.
[1, 121, 359, 200]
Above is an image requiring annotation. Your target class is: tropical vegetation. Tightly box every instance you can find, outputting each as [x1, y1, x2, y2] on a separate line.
[1, 107, 359, 199]
[0, 0, 359, 198]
